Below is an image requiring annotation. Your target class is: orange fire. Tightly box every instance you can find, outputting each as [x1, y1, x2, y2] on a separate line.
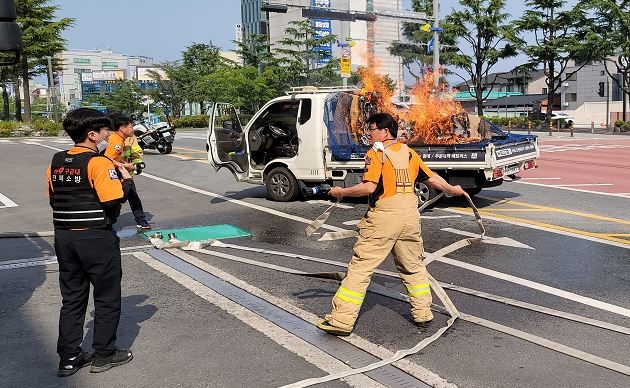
[355, 67, 476, 145]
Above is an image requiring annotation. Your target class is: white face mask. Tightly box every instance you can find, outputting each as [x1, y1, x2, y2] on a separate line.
[96, 139, 109, 153]
[91, 130, 109, 153]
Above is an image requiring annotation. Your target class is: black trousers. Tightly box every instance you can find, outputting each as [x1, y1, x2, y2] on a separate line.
[55, 228, 122, 359]
[127, 179, 147, 223]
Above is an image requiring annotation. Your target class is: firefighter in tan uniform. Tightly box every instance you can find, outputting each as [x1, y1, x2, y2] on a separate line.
[317, 112, 466, 336]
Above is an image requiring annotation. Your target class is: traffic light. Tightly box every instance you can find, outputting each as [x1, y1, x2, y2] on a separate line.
[597, 81, 605, 97]
[52, 71, 60, 86]
[261, 4, 288, 13]
[0, 0, 22, 66]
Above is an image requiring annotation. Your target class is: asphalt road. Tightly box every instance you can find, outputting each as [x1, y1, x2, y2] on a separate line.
[1, 130, 629, 387]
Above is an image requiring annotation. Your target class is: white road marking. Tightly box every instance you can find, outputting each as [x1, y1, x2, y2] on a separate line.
[550, 183, 613, 187]
[307, 200, 354, 209]
[520, 177, 562, 180]
[433, 255, 630, 318]
[512, 180, 630, 199]
[175, 134, 207, 140]
[343, 220, 360, 225]
[21, 141, 65, 151]
[0, 192, 18, 208]
[0, 139, 14, 143]
[141, 173, 347, 233]
[441, 228, 535, 249]
[421, 215, 462, 219]
[443, 207, 630, 250]
[134, 251, 396, 388]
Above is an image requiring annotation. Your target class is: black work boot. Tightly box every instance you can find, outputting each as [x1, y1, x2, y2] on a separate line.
[90, 348, 133, 373]
[58, 349, 92, 377]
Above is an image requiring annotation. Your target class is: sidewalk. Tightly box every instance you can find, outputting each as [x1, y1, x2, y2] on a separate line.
[510, 127, 630, 139]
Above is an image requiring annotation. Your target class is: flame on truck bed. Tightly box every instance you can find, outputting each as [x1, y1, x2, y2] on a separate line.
[353, 67, 486, 145]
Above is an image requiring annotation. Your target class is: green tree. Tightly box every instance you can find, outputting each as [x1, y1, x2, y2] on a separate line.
[14, 0, 73, 122]
[582, 0, 630, 121]
[99, 80, 144, 115]
[388, 0, 435, 81]
[145, 63, 187, 118]
[234, 34, 275, 71]
[441, 0, 518, 116]
[274, 20, 338, 86]
[180, 42, 229, 113]
[515, 0, 603, 133]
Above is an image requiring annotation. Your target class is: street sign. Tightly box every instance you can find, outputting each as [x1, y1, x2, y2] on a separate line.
[340, 46, 351, 78]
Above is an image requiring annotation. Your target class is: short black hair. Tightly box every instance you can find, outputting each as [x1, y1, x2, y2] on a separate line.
[367, 112, 398, 139]
[108, 111, 133, 131]
[63, 108, 112, 143]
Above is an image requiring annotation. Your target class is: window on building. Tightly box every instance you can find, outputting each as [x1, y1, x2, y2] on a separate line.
[542, 88, 548, 94]
[73, 68, 90, 74]
[73, 58, 90, 64]
[567, 73, 577, 81]
[102, 61, 118, 68]
[565, 93, 577, 102]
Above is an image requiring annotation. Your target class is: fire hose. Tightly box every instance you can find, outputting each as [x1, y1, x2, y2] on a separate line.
[146, 193, 483, 387]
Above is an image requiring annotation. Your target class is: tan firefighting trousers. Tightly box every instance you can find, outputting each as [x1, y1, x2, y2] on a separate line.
[325, 193, 433, 331]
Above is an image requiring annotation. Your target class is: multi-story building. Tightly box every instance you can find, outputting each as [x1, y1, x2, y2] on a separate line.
[56, 49, 154, 109]
[242, 0, 405, 97]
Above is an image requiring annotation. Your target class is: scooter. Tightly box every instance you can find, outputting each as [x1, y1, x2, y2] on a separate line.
[133, 118, 176, 154]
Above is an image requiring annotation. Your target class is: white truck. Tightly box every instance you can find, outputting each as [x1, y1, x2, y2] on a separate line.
[206, 86, 539, 205]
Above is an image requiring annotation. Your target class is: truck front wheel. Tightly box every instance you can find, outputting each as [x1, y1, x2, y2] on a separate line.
[266, 167, 298, 202]
[415, 181, 439, 208]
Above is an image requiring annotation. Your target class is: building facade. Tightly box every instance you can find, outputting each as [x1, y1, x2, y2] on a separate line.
[56, 49, 154, 109]
[243, 0, 404, 97]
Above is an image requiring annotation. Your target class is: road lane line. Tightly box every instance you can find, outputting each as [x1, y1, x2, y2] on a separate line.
[20, 141, 65, 151]
[444, 208, 630, 249]
[175, 243, 630, 377]
[434, 256, 630, 318]
[173, 146, 207, 154]
[513, 180, 630, 198]
[520, 177, 562, 180]
[551, 183, 613, 187]
[0, 192, 18, 208]
[476, 196, 630, 225]
[141, 173, 347, 233]
[134, 250, 439, 388]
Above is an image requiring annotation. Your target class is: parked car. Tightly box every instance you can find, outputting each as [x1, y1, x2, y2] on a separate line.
[550, 112, 574, 127]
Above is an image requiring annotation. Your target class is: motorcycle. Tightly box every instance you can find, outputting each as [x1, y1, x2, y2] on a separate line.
[133, 118, 176, 154]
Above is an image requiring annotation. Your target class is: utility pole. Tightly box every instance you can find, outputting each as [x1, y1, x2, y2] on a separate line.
[432, 0, 440, 88]
[46, 57, 57, 122]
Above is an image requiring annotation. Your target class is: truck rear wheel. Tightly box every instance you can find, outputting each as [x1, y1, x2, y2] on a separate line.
[266, 167, 298, 202]
[415, 181, 439, 208]
[464, 187, 482, 196]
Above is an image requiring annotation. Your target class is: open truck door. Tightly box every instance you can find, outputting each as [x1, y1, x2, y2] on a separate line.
[207, 102, 249, 181]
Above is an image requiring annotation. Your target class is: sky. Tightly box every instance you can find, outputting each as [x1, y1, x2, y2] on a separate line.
[50, 0, 535, 63]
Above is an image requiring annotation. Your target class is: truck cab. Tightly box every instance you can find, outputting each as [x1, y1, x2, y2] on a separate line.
[208, 86, 353, 201]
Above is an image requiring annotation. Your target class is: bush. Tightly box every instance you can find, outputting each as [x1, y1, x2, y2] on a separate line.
[484, 116, 542, 130]
[0, 121, 20, 137]
[30, 119, 63, 136]
[171, 115, 209, 129]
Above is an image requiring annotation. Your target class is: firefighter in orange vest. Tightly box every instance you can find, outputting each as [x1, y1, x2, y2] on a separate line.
[105, 112, 151, 230]
[317, 112, 466, 336]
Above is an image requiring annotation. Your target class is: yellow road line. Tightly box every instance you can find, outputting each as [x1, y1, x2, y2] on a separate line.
[477, 195, 630, 225]
[451, 208, 630, 246]
[475, 208, 554, 212]
[174, 146, 206, 154]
